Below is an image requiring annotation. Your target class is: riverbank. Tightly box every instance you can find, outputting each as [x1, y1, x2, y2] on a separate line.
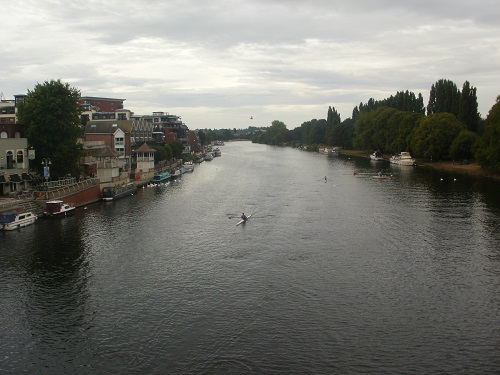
[337, 149, 500, 181]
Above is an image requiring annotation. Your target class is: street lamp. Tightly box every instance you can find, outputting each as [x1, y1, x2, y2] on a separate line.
[41, 158, 51, 184]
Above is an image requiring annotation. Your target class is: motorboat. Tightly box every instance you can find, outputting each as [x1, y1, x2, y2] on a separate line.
[171, 169, 182, 179]
[183, 162, 195, 172]
[390, 152, 415, 166]
[102, 182, 138, 201]
[44, 200, 76, 217]
[370, 151, 384, 161]
[0, 211, 37, 231]
[150, 171, 172, 184]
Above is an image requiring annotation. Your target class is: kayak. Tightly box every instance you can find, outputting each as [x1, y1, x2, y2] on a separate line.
[236, 214, 252, 226]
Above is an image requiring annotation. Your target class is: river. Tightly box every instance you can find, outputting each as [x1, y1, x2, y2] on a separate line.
[1, 141, 499, 374]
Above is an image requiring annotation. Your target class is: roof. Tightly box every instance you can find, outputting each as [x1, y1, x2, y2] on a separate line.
[9, 174, 21, 182]
[96, 146, 120, 158]
[135, 143, 156, 153]
[85, 120, 132, 134]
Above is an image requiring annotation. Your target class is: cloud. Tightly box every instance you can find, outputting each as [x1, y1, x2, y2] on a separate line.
[2, 0, 499, 128]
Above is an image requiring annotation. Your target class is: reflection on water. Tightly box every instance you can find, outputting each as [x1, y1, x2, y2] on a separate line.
[1, 142, 499, 374]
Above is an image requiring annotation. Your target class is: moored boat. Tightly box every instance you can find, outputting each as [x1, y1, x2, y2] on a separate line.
[102, 182, 138, 201]
[150, 171, 172, 184]
[44, 200, 76, 217]
[0, 211, 37, 231]
[183, 161, 195, 172]
[390, 151, 415, 166]
[171, 169, 182, 178]
[370, 151, 384, 161]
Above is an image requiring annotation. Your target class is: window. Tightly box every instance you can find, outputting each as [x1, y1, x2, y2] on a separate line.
[0, 131, 7, 138]
[17, 150, 24, 163]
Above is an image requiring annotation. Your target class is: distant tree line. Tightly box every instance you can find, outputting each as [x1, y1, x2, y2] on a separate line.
[16, 77, 498, 180]
[251, 78, 499, 170]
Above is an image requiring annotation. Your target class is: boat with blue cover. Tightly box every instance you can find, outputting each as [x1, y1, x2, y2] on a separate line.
[0, 211, 37, 231]
[150, 171, 172, 184]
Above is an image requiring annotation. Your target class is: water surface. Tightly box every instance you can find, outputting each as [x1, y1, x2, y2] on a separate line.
[1, 141, 499, 374]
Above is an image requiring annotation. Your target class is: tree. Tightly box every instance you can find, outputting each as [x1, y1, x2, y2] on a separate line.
[473, 96, 500, 169]
[17, 79, 82, 179]
[458, 81, 481, 133]
[427, 79, 461, 116]
[326, 106, 341, 145]
[197, 130, 208, 145]
[412, 113, 466, 159]
[168, 139, 184, 157]
[449, 130, 478, 161]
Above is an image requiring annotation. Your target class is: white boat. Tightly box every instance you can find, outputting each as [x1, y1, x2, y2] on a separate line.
[171, 169, 182, 178]
[183, 161, 195, 172]
[372, 172, 392, 179]
[44, 200, 76, 217]
[0, 211, 37, 231]
[390, 152, 415, 166]
[370, 151, 384, 161]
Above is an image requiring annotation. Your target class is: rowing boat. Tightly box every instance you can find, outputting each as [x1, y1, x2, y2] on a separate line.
[236, 214, 252, 226]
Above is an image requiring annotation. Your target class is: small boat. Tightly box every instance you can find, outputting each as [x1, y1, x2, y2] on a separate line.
[183, 162, 195, 172]
[102, 182, 138, 201]
[390, 152, 415, 166]
[328, 147, 340, 157]
[236, 214, 252, 226]
[44, 200, 76, 217]
[150, 171, 172, 184]
[0, 211, 37, 231]
[171, 169, 182, 179]
[370, 151, 384, 161]
[372, 172, 392, 179]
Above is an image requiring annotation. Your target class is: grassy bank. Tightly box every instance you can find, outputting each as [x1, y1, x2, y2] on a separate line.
[337, 149, 500, 181]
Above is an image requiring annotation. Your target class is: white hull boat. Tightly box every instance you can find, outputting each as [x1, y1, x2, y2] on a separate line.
[0, 211, 37, 231]
[390, 152, 415, 166]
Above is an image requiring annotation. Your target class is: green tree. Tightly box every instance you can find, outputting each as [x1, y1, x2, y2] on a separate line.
[168, 139, 184, 157]
[326, 106, 341, 145]
[197, 130, 208, 145]
[473, 96, 500, 169]
[458, 81, 481, 133]
[449, 130, 479, 161]
[17, 79, 82, 179]
[152, 144, 168, 163]
[427, 78, 461, 116]
[337, 118, 354, 148]
[412, 113, 466, 159]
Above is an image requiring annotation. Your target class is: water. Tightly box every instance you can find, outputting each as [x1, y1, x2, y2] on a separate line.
[1, 141, 499, 374]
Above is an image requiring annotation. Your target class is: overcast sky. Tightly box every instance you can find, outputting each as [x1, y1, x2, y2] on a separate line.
[2, 0, 499, 130]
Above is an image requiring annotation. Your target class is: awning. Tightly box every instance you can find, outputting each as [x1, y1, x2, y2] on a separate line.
[0, 175, 7, 184]
[22, 173, 33, 181]
[9, 174, 22, 183]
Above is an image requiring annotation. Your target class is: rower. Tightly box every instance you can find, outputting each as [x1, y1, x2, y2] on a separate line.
[241, 213, 247, 221]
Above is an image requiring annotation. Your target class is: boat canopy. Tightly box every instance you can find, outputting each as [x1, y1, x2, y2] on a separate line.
[0, 212, 18, 223]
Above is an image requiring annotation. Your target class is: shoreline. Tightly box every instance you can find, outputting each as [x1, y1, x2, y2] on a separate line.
[336, 149, 500, 181]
